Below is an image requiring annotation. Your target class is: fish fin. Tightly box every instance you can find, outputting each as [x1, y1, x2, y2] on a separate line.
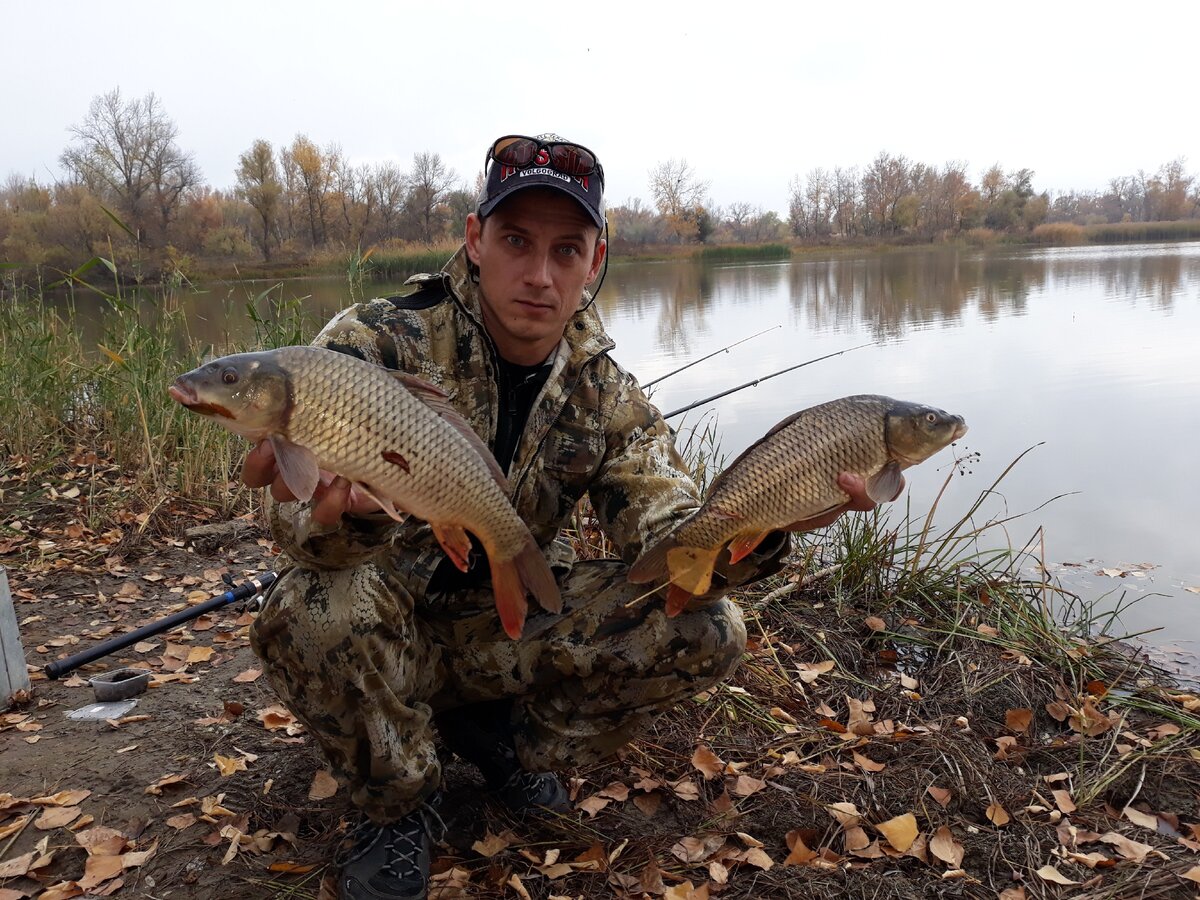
[628, 531, 678, 584]
[727, 530, 773, 564]
[389, 370, 450, 399]
[666, 583, 695, 617]
[391, 372, 508, 492]
[665, 545, 720, 596]
[269, 436, 320, 502]
[487, 538, 560, 639]
[352, 482, 406, 522]
[867, 460, 904, 504]
[489, 558, 530, 640]
[432, 523, 473, 573]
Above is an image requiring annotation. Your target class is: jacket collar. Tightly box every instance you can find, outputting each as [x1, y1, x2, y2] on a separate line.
[440, 245, 616, 363]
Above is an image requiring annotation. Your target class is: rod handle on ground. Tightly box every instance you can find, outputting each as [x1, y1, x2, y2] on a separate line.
[43, 572, 277, 680]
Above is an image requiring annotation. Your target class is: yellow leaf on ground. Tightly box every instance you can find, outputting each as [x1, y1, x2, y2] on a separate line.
[35, 806, 82, 830]
[783, 831, 818, 865]
[214, 754, 247, 777]
[32, 790, 91, 807]
[930, 826, 964, 867]
[927, 785, 952, 807]
[730, 775, 766, 798]
[1053, 790, 1077, 814]
[796, 660, 835, 683]
[1123, 806, 1157, 830]
[876, 813, 918, 852]
[232, 668, 261, 683]
[307, 770, 339, 801]
[691, 744, 723, 779]
[576, 795, 610, 817]
[999, 888, 1027, 899]
[1100, 831, 1155, 863]
[1181, 865, 1200, 884]
[986, 803, 1011, 826]
[1036, 864, 1080, 885]
[864, 616, 886, 631]
[826, 802, 862, 828]
[1005, 708, 1032, 733]
[471, 830, 511, 858]
[75, 827, 126, 856]
[852, 751, 886, 773]
[78, 854, 124, 891]
[186, 646, 214, 664]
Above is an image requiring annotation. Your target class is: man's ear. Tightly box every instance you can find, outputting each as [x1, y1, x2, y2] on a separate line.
[587, 237, 607, 284]
[465, 212, 482, 265]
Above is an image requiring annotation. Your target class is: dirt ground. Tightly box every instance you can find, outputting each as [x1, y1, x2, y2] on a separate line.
[5, 496, 1200, 899]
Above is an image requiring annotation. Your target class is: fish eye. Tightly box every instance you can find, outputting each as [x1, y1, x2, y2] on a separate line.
[221, 368, 239, 385]
[925, 412, 937, 424]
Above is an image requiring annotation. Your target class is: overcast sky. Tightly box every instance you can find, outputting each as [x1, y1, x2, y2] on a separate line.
[4, 0, 1197, 216]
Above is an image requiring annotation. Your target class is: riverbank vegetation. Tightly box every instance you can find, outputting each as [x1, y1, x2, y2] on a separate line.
[3, 88, 1200, 289]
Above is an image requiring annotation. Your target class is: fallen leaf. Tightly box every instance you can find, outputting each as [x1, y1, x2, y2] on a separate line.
[35, 806, 81, 830]
[144, 774, 185, 795]
[1005, 708, 1032, 733]
[1100, 831, 1156, 863]
[796, 659, 835, 683]
[633, 793, 662, 817]
[472, 830, 511, 858]
[1053, 790, 1077, 814]
[166, 814, 196, 830]
[986, 803, 1011, 826]
[32, 790, 91, 807]
[783, 831, 818, 865]
[232, 668, 261, 684]
[927, 785, 952, 807]
[78, 854, 123, 891]
[1035, 864, 1080, 886]
[307, 770, 338, 801]
[876, 813, 918, 852]
[76, 827, 126, 856]
[1124, 806, 1157, 830]
[826, 802, 862, 828]
[864, 616, 886, 631]
[214, 754, 247, 777]
[930, 826, 964, 867]
[577, 795, 610, 817]
[1181, 865, 1200, 883]
[852, 751, 886, 773]
[730, 775, 766, 798]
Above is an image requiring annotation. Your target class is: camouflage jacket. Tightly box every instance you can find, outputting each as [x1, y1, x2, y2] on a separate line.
[269, 246, 789, 609]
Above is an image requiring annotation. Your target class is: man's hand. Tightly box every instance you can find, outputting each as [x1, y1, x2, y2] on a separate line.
[783, 471, 904, 533]
[241, 439, 382, 526]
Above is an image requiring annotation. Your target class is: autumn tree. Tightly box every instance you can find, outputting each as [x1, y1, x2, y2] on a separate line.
[60, 88, 200, 246]
[371, 162, 408, 242]
[405, 152, 458, 244]
[235, 139, 282, 261]
[283, 135, 332, 248]
[649, 158, 710, 242]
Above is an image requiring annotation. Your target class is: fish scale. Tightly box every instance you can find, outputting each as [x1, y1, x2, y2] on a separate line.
[628, 395, 966, 613]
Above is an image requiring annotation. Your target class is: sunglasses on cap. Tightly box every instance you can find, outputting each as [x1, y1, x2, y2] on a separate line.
[486, 135, 604, 183]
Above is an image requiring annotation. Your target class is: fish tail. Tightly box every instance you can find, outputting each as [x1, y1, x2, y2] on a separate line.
[488, 538, 561, 640]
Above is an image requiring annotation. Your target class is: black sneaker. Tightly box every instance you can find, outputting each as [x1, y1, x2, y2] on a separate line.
[338, 803, 443, 900]
[497, 769, 572, 814]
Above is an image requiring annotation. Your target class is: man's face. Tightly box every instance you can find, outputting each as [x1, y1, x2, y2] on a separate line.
[465, 188, 606, 365]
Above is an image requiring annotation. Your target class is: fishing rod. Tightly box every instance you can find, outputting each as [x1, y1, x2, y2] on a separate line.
[662, 342, 877, 420]
[43, 571, 278, 679]
[643, 325, 782, 389]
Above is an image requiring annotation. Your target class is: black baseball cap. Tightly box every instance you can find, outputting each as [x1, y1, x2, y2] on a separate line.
[477, 133, 606, 229]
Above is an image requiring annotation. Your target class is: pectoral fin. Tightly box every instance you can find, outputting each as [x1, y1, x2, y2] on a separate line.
[866, 460, 904, 503]
[666, 584, 695, 617]
[352, 482, 406, 522]
[269, 436, 320, 502]
[727, 530, 772, 564]
[432, 523, 473, 573]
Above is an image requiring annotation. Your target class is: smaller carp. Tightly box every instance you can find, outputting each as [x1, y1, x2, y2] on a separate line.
[628, 395, 967, 614]
[169, 346, 560, 639]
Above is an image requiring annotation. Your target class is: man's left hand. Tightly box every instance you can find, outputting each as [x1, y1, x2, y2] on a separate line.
[783, 471, 904, 532]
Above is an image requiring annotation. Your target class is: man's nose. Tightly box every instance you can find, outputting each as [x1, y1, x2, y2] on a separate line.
[524, 251, 553, 288]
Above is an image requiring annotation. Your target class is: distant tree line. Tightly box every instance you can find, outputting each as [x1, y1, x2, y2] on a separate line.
[2, 89, 1199, 282]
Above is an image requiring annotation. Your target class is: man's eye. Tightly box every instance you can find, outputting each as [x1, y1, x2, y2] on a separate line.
[559, 245, 579, 257]
[505, 235, 525, 248]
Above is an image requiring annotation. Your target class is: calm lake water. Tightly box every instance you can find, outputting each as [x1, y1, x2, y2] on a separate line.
[71, 243, 1200, 655]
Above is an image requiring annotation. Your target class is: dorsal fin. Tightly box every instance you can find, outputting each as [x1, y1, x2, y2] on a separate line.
[389, 370, 508, 490]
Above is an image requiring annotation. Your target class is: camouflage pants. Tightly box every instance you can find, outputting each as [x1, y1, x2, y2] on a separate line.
[249, 558, 747, 823]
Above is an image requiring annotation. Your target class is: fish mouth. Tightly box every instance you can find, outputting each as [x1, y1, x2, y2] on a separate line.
[168, 379, 198, 406]
[953, 422, 969, 440]
[169, 379, 235, 419]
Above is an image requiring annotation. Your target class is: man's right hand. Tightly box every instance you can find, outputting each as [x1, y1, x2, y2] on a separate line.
[241, 439, 383, 526]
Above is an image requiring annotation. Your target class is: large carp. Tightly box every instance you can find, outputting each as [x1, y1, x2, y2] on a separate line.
[628, 395, 967, 614]
[169, 345, 560, 639]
